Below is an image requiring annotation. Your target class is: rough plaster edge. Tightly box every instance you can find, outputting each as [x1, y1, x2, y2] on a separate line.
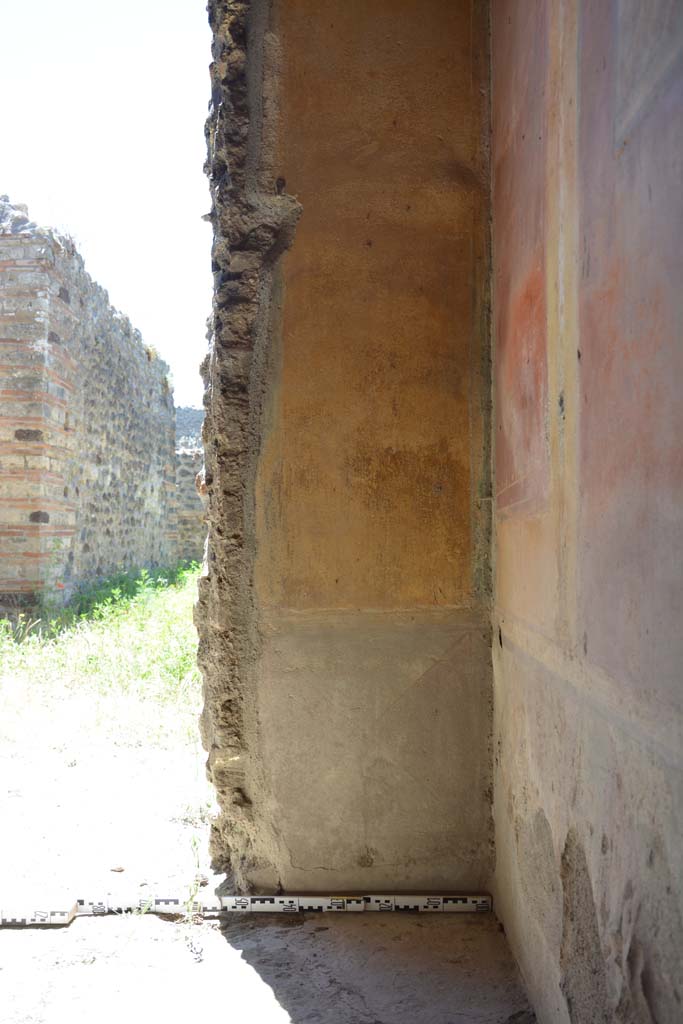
[198, 0, 301, 891]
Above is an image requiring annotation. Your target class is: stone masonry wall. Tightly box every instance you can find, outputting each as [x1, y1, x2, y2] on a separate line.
[176, 447, 206, 562]
[0, 197, 177, 610]
[174, 409, 206, 563]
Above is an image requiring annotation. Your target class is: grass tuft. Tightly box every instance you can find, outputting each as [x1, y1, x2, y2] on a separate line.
[0, 563, 202, 714]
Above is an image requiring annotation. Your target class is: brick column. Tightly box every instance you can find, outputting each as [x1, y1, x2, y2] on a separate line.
[0, 217, 74, 612]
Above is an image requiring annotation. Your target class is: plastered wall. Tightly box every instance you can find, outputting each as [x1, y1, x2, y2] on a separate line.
[199, 0, 493, 893]
[0, 198, 177, 610]
[491, 2, 683, 1020]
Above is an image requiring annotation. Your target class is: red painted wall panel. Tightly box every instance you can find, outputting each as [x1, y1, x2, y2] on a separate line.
[493, 0, 550, 518]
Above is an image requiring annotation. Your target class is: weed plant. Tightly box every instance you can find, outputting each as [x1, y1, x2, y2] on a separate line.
[0, 563, 202, 715]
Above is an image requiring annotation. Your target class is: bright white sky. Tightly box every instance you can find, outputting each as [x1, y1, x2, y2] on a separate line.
[0, 0, 212, 407]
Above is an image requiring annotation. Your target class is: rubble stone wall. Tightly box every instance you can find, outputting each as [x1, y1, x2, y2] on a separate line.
[176, 447, 206, 563]
[0, 197, 177, 610]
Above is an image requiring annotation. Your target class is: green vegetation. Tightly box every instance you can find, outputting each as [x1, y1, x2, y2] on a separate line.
[0, 564, 202, 715]
[0, 562, 213, 927]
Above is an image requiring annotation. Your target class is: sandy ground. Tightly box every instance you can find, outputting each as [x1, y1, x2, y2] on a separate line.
[0, 670, 534, 1023]
[0, 672, 217, 907]
[0, 913, 535, 1024]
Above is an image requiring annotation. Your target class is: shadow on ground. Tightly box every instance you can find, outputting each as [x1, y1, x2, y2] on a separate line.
[0, 912, 535, 1023]
[220, 912, 535, 1024]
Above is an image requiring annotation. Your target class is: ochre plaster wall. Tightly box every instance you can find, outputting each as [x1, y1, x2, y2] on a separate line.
[258, 0, 489, 612]
[491, 2, 683, 1021]
[200, 0, 493, 893]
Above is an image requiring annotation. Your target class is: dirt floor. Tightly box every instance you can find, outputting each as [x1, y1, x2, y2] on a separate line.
[0, 674, 216, 907]
[0, 913, 535, 1024]
[0, 604, 534, 1023]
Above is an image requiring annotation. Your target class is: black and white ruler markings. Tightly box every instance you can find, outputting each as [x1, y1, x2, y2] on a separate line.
[1, 893, 491, 926]
[221, 895, 492, 914]
[0, 902, 80, 927]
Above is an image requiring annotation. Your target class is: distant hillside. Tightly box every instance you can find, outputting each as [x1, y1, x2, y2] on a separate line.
[176, 406, 204, 448]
